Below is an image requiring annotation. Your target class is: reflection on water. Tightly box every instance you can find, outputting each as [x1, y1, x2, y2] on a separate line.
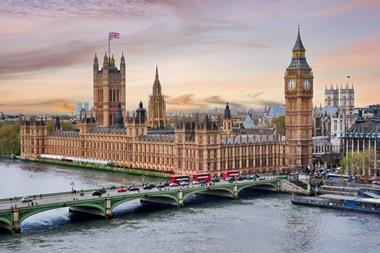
[1, 158, 380, 253]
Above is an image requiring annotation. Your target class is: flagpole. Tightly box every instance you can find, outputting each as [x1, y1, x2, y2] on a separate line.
[108, 31, 110, 62]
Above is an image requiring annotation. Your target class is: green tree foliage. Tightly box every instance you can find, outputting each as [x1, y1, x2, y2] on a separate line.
[0, 122, 20, 155]
[274, 116, 285, 136]
[340, 151, 374, 176]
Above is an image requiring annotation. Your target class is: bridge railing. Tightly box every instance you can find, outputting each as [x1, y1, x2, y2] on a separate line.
[0, 188, 101, 203]
[0, 177, 284, 204]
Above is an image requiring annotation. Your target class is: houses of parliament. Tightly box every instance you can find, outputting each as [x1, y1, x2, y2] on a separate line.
[20, 28, 313, 176]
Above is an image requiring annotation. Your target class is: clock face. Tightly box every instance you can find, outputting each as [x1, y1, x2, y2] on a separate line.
[303, 79, 311, 91]
[287, 80, 296, 91]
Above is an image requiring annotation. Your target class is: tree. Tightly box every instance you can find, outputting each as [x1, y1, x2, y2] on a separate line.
[340, 151, 374, 176]
[0, 122, 20, 155]
[274, 116, 285, 136]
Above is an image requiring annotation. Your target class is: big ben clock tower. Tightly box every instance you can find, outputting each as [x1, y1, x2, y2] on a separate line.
[284, 27, 313, 169]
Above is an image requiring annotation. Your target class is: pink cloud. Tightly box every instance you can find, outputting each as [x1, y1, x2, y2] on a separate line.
[315, 36, 380, 70]
[312, 0, 380, 17]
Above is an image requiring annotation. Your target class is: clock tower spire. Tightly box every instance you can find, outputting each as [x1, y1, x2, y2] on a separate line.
[284, 27, 313, 169]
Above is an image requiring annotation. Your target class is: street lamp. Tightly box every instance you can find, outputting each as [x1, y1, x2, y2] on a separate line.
[70, 181, 75, 192]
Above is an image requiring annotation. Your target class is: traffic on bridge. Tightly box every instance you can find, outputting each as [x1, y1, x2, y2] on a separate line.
[0, 171, 286, 234]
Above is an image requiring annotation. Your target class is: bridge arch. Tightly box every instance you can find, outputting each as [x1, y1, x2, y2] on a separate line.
[183, 187, 234, 201]
[237, 182, 278, 194]
[112, 194, 178, 210]
[0, 216, 12, 231]
[19, 203, 106, 225]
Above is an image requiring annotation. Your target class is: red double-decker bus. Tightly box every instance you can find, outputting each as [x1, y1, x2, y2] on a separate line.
[192, 173, 211, 183]
[170, 175, 190, 184]
[223, 170, 240, 180]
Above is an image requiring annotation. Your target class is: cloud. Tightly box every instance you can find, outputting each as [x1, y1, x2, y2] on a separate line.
[0, 40, 102, 78]
[166, 94, 250, 111]
[166, 94, 206, 110]
[202, 95, 244, 108]
[54, 102, 75, 113]
[0, 0, 199, 20]
[0, 99, 75, 113]
[248, 91, 264, 99]
[312, 0, 380, 17]
[252, 99, 281, 107]
[315, 36, 380, 70]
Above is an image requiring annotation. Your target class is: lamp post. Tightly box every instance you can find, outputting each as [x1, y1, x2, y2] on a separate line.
[70, 181, 75, 192]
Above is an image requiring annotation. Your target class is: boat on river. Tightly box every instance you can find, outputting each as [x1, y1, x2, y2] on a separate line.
[291, 194, 380, 214]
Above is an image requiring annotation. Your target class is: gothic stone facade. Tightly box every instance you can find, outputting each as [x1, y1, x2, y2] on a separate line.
[93, 54, 126, 127]
[20, 115, 286, 176]
[20, 29, 312, 175]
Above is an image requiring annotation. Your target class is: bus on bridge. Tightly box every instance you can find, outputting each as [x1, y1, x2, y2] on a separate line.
[192, 173, 211, 183]
[170, 175, 190, 186]
[223, 170, 240, 180]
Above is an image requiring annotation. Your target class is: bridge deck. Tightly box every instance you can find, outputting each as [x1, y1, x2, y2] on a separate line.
[0, 179, 278, 212]
[0, 178, 280, 233]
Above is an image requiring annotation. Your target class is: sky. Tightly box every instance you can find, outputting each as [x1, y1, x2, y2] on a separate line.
[0, 0, 379, 114]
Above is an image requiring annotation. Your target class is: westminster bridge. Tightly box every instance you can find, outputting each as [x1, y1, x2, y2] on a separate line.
[0, 178, 307, 234]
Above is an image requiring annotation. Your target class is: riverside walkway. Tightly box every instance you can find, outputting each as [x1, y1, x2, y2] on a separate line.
[0, 178, 289, 234]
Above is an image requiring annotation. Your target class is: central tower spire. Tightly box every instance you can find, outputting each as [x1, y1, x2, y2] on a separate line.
[293, 25, 305, 52]
[148, 65, 166, 128]
[287, 26, 310, 70]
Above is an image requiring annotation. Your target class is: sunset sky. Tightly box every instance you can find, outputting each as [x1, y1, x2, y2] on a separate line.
[0, 0, 379, 114]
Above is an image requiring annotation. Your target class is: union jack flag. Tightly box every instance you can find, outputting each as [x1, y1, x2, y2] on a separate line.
[109, 32, 120, 40]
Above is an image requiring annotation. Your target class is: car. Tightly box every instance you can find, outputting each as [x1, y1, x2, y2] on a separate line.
[21, 196, 33, 203]
[192, 181, 200, 185]
[237, 176, 246, 181]
[128, 186, 140, 191]
[96, 188, 106, 194]
[156, 184, 165, 189]
[163, 182, 170, 187]
[228, 177, 235, 183]
[109, 185, 116, 190]
[148, 183, 156, 188]
[179, 181, 189, 186]
[212, 176, 220, 183]
[169, 183, 179, 187]
[143, 184, 155, 190]
[117, 188, 127, 193]
[92, 190, 103, 196]
[199, 180, 207, 186]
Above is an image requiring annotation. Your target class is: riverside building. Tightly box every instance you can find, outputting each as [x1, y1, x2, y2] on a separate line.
[20, 29, 313, 176]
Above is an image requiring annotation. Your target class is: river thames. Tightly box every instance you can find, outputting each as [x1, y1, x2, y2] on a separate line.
[0, 159, 380, 253]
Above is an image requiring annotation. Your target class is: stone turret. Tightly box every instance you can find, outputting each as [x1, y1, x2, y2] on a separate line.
[148, 66, 166, 128]
[55, 116, 61, 131]
[223, 102, 233, 136]
[93, 52, 126, 127]
[20, 117, 48, 158]
[115, 103, 124, 129]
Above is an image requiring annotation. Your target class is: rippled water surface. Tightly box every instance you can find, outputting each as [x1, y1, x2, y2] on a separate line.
[1, 158, 380, 253]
